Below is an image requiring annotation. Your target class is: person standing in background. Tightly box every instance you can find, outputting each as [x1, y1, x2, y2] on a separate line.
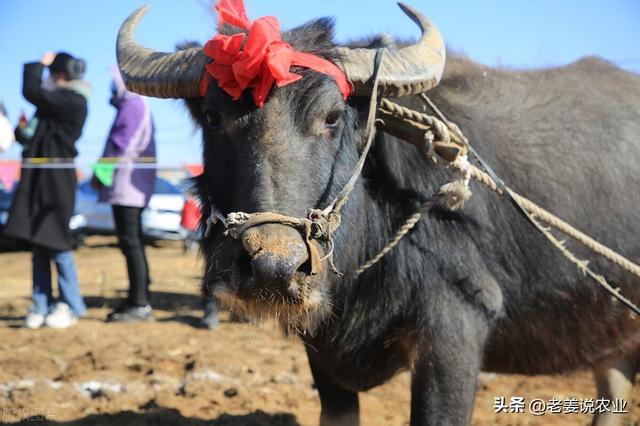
[95, 69, 156, 323]
[5, 52, 90, 329]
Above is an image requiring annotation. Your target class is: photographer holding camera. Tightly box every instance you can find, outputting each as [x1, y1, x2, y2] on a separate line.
[5, 51, 91, 329]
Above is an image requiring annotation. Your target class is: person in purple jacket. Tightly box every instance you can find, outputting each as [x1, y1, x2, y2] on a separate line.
[95, 69, 156, 322]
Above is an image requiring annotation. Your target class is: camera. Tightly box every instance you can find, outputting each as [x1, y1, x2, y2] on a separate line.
[65, 58, 86, 80]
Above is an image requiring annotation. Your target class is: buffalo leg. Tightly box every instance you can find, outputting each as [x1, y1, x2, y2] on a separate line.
[306, 348, 359, 426]
[592, 354, 637, 426]
[410, 315, 488, 425]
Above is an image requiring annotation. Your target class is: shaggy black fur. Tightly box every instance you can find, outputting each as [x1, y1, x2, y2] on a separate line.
[182, 16, 640, 426]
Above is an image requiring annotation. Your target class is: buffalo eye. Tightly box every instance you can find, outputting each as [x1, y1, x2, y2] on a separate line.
[205, 110, 222, 131]
[324, 109, 342, 129]
[321, 107, 344, 139]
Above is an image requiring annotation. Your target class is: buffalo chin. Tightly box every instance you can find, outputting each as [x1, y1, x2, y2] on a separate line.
[213, 282, 332, 333]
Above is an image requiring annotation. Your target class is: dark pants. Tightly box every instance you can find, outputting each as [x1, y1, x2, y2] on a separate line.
[112, 205, 151, 306]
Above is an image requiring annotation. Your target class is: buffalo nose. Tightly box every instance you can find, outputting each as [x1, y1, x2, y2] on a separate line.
[241, 224, 308, 293]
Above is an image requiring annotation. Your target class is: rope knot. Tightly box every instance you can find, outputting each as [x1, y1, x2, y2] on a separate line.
[307, 208, 328, 239]
[225, 212, 253, 238]
[434, 154, 472, 211]
[436, 180, 472, 211]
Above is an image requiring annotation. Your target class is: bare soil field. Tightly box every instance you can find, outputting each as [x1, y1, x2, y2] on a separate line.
[1, 236, 639, 425]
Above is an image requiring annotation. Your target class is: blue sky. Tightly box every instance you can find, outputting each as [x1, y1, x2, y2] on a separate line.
[0, 0, 638, 171]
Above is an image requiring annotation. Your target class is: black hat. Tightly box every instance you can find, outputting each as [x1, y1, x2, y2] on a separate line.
[49, 52, 74, 74]
[49, 52, 86, 80]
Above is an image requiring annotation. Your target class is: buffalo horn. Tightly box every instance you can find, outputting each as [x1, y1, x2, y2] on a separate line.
[332, 3, 446, 98]
[117, 3, 445, 99]
[116, 5, 208, 98]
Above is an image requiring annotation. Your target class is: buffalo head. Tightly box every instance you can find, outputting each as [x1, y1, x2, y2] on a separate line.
[116, 3, 445, 331]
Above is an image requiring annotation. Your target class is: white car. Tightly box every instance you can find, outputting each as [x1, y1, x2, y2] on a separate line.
[76, 177, 186, 240]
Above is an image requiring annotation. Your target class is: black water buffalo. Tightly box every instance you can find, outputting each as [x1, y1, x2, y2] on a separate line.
[116, 3, 640, 425]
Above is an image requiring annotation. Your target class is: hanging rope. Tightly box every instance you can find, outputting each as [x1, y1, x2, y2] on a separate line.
[366, 95, 640, 315]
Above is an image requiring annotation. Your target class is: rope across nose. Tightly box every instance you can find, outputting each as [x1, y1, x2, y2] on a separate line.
[222, 210, 340, 276]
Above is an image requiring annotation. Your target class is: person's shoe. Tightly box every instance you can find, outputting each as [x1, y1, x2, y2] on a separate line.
[45, 303, 78, 329]
[106, 304, 154, 323]
[25, 306, 46, 329]
[199, 300, 220, 329]
[109, 299, 132, 314]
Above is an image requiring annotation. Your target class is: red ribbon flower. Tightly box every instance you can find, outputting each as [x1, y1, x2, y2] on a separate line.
[200, 0, 351, 107]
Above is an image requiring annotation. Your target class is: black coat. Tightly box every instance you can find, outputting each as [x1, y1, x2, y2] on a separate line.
[4, 62, 89, 251]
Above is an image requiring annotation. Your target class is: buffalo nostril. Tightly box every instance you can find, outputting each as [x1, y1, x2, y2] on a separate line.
[240, 224, 309, 298]
[250, 253, 299, 290]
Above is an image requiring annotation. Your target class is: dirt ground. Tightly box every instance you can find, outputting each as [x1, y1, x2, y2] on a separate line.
[1, 236, 639, 426]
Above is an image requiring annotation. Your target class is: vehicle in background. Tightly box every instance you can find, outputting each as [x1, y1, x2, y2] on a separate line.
[76, 177, 186, 241]
[0, 186, 86, 251]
